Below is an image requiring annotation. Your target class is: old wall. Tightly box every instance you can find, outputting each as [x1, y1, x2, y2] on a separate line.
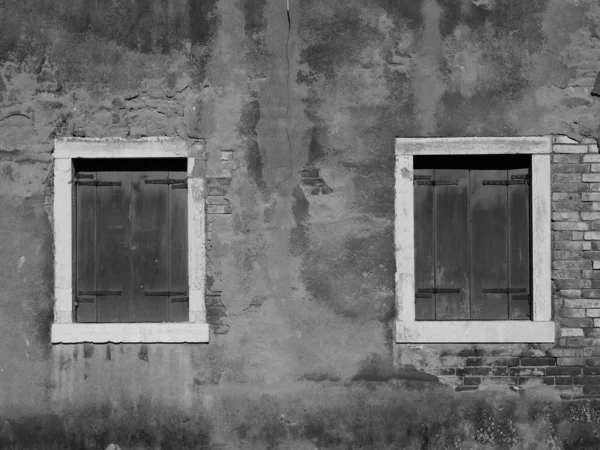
[2, 0, 600, 447]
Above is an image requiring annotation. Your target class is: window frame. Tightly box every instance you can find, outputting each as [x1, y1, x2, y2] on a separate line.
[395, 136, 554, 343]
[51, 137, 208, 343]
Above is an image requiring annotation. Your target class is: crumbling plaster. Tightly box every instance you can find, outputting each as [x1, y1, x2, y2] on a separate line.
[1, 0, 600, 446]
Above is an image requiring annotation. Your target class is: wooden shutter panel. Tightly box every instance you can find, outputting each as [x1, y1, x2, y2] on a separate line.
[131, 171, 170, 322]
[96, 171, 132, 322]
[434, 169, 470, 320]
[168, 171, 189, 322]
[414, 169, 435, 320]
[75, 172, 97, 323]
[508, 168, 531, 319]
[470, 169, 509, 320]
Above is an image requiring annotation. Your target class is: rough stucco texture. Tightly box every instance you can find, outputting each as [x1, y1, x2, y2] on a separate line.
[2, 0, 600, 447]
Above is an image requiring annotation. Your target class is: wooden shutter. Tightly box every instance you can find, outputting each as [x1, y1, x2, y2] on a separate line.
[434, 169, 470, 320]
[508, 168, 531, 319]
[470, 169, 509, 320]
[131, 171, 170, 322]
[414, 169, 435, 320]
[168, 171, 189, 322]
[95, 171, 132, 322]
[75, 172, 97, 323]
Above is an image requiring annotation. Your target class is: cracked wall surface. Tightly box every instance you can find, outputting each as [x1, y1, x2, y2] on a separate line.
[2, 0, 600, 447]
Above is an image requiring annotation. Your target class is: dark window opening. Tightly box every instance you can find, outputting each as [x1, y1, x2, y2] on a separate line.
[73, 158, 189, 323]
[413, 154, 532, 321]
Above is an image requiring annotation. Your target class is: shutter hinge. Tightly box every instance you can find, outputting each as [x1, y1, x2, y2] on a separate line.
[417, 288, 461, 294]
[413, 176, 458, 186]
[144, 179, 188, 189]
[482, 288, 526, 294]
[144, 291, 188, 296]
[78, 290, 123, 296]
[76, 181, 122, 186]
[483, 175, 529, 186]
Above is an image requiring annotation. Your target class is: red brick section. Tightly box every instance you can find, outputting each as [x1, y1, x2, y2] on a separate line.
[446, 137, 600, 398]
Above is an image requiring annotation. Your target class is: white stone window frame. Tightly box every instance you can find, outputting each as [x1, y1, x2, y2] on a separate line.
[51, 137, 208, 343]
[395, 136, 554, 343]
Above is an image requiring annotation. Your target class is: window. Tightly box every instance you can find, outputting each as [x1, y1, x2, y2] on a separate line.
[51, 138, 208, 343]
[395, 137, 554, 343]
[74, 159, 188, 323]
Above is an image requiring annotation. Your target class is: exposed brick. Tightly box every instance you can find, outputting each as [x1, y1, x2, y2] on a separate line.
[584, 348, 600, 357]
[554, 144, 589, 154]
[554, 241, 591, 251]
[583, 193, 600, 201]
[546, 366, 582, 376]
[582, 270, 600, 279]
[555, 270, 583, 280]
[590, 144, 600, 153]
[582, 213, 600, 221]
[554, 251, 581, 261]
[456, 367, 492, 376]
[574, 231, 585, 240]
[553, 164, 590, 173]
[555, 377, 574, 385]
[584, 252, 600, 260]
[553, 136, 580, 144]
[590, 280, 600, 288]
[511, 367, 546, 376]
[583, 386, 600, 395]
[553, 182, 590, 192]
[560, 318, 594, 328]
[591, 203, 600, 211]
[555, 279, 591, 289]
[554, 154, 582, 163]
[543, 377, 555, 385]
[593, 242, 600, 250]
[591, 222, 600, 231]
[582, 337, 600, 346]
[595, 319, 600, 327]
[463, 377, 481, 386]
[561, 328, 585, 337]
[587, 309, 600, 317]
[594, 261, 600, 270]
[455, 386, 478, 392]
[206, 204, 232, 214]
[548, 349, 584, 358]
[588, 184, 600, 192]
[583, 154, 600, 163]
[587, 376, 600, 385]
[465, 357, 519, 367]
[583, 367, 600, 375]
[553, 260, 592, 269]
[552, 222, 589, 231]
[563, 300, 600, 308]
[554, 231, 573, 241]
[560, 308, 586, 318]
[587, 358, 600, 367]
[591, 164, 600, 172]
[559, 289, 583, 298]
[566, 337, 586, 347]
[554, 201, 592, 212]
[552, 212, 580, 221]
[584, 329, 600, 338]
[584, 174, 600, 183]
[574, 376, 586, 385]
[438, 368, 456, 376]
[553, 173, 582, 182]
[558, 358, 587, 366]
[583, 289, 600, 298]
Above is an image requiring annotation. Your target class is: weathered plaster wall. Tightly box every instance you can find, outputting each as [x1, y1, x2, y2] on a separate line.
[2, 0, 600, 447]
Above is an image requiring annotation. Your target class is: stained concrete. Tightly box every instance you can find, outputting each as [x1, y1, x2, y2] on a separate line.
[1, 0, 600, 447]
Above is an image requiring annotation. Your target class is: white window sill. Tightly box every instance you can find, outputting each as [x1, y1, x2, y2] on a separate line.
[396, 320, 555, 343]
[51, 323, 209, 344]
